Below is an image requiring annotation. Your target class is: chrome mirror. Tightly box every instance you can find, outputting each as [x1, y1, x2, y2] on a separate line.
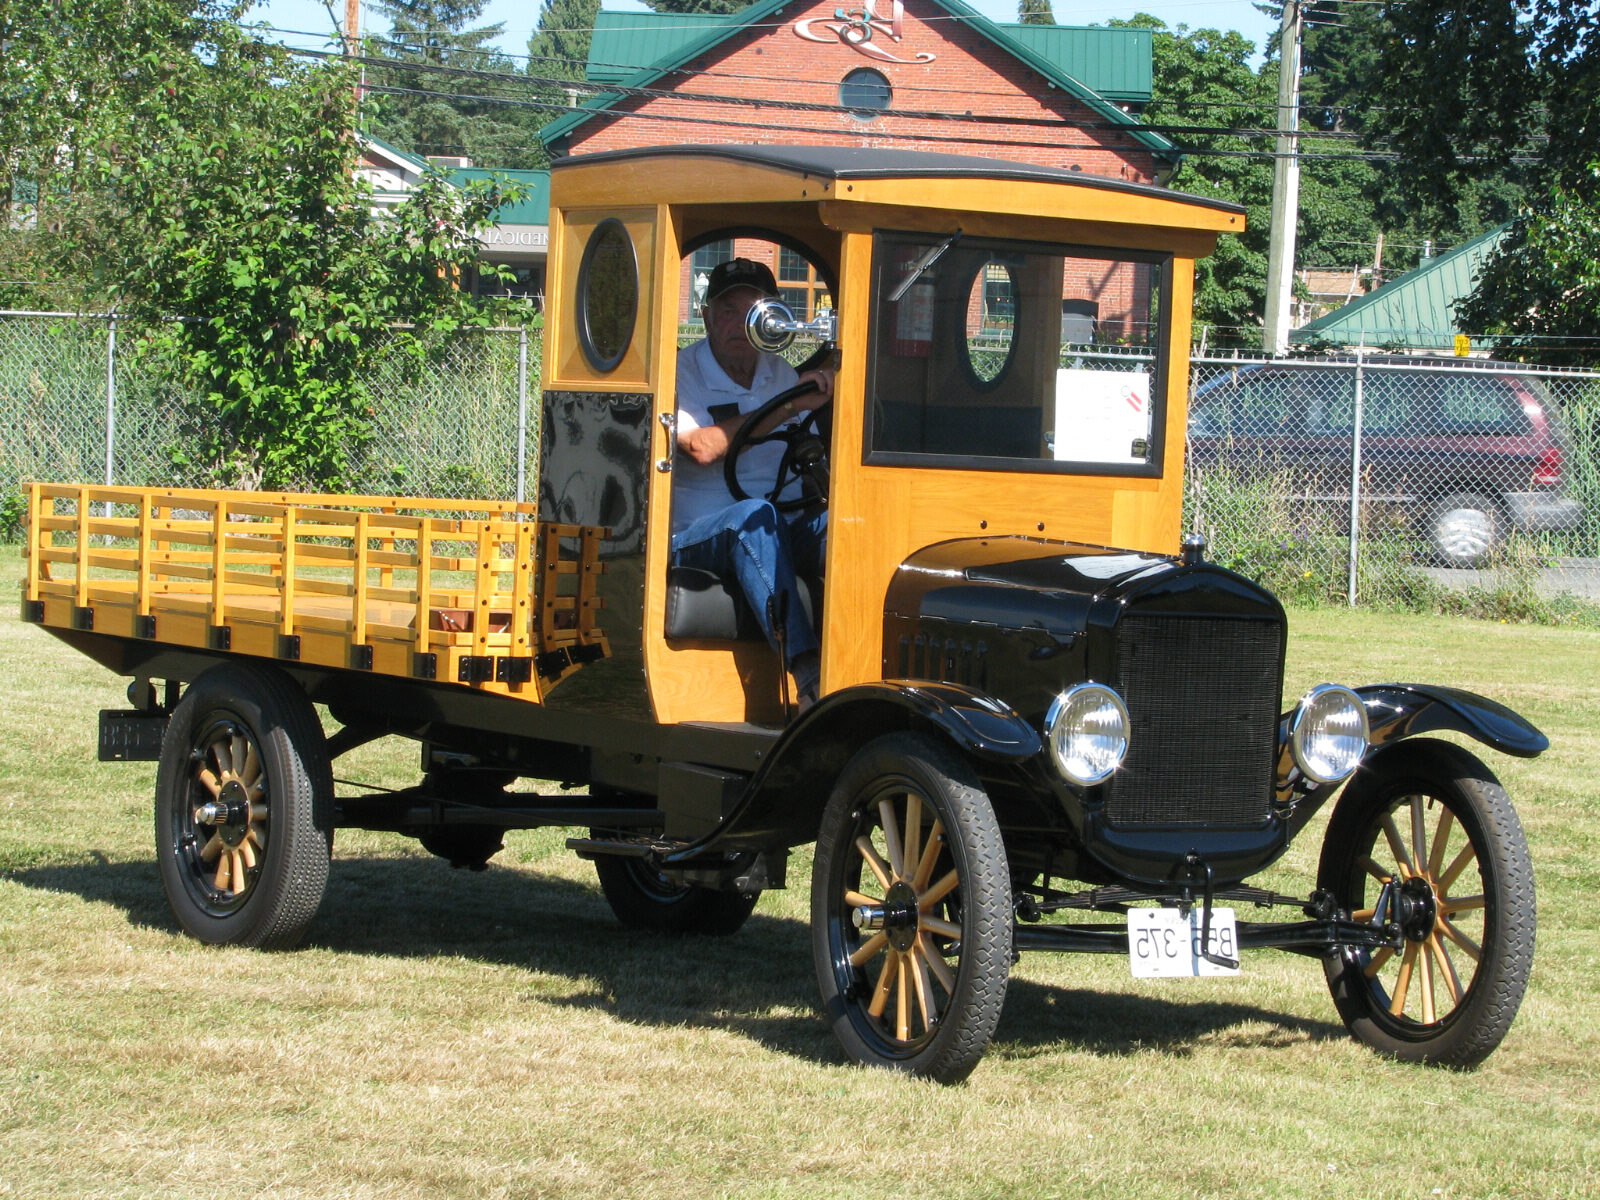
[744, 298, 836, 353]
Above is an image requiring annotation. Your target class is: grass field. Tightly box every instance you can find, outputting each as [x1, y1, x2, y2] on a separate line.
[2, 543, 1597, 1199]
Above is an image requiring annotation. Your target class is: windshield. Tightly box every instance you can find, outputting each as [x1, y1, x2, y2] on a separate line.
[864, 231, 1168, 476]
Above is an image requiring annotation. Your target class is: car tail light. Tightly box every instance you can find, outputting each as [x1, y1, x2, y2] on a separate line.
[1533, 445, 1562, 487]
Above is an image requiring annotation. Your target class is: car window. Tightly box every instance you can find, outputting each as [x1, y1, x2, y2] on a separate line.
[1435, 373, 1531, 435]
[1306, 369, 1410, 434]
[1194, 371, 1298, 437]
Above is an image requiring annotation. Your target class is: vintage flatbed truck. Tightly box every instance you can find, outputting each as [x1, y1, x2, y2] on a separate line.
[21, 144, 1544, 1083]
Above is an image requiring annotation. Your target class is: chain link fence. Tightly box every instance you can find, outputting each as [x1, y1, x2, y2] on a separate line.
[1185, 355, 1600, 603]
[5, 312, 1598, 605]
[0, 312, 538, 532]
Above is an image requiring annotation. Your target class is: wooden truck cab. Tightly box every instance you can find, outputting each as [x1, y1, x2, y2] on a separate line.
[538, 144, 1241, 726]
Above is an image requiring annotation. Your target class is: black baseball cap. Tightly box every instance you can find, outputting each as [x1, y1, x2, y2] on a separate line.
[704, 257, 778, 306]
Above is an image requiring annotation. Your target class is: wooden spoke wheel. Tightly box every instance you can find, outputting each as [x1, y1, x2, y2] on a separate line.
[594, 851, 759, 936]
[811, 733, 1011, 1083]
[1318, 739, 1534, 1067]
[155, 663, 333, 949]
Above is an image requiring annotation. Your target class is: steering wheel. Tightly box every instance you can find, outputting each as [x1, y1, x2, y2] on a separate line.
[723, 381, 831, 513]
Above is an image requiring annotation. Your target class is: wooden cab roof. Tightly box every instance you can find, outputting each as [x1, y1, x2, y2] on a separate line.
[548, 143, 1243, 252]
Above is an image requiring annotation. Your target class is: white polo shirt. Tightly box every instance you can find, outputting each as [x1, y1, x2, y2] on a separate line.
[671, 338, 802, 534]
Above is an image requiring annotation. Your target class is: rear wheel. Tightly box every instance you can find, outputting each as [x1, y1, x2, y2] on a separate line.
[811, 733, 1012, 1083]
[594, 853, 759, 936]
[154, 663, 333, 949]
[1319, 739, 1534, 1066]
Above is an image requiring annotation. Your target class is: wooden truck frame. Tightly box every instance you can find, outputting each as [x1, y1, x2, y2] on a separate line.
[21, 145, 1544, 1082]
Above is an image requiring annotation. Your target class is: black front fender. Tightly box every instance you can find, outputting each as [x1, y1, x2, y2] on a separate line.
[1278, 682, 1546, 840]
[665, 681, 1041, 862]
[1356, 683, 1548, 758]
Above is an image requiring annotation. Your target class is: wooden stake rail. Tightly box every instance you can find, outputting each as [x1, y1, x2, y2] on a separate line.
[20, 483, 609, 699]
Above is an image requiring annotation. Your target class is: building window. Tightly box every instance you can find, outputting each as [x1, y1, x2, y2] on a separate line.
[688, 240, 734, 324]
[777, 247, 830, 320]
[839, 68, 891, 119]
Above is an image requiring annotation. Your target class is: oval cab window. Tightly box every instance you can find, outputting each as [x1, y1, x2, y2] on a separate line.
[963, 257, 1017, 390]
[577, 219, 638, 372]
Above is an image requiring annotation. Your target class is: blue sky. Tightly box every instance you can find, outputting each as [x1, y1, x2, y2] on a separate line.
[244, 0, 1279, 62]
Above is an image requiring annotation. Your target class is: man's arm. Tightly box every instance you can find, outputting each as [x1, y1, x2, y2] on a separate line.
[676, 369, 833, 466]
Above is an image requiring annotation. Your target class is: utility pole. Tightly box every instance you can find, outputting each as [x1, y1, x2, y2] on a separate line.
[344, 0, 359, 56]
[1262, 0, 1303, 356]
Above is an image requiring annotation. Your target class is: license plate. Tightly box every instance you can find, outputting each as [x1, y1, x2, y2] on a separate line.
[1128, 907, 1240, 978]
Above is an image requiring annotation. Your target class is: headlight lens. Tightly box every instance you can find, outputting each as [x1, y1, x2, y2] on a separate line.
[1045, 684, 1129, 785]
[1289, 684, 1370, 784]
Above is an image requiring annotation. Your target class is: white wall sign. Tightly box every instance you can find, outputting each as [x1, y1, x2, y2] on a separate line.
[794, 0, 935, 64]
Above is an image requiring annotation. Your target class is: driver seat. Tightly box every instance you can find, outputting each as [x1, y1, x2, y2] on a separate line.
[664, 566, 821, 641]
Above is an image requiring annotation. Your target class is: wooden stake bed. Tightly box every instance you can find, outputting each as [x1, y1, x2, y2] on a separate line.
[19, 483, 609, 699]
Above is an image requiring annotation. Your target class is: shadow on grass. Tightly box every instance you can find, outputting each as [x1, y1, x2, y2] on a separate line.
[7, 852, 1346, 1068]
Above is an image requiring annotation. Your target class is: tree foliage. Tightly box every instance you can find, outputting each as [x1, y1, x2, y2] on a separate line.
[364, 0, 547, 167]
[4, 0, 520, 487]
[1113, 16, 1275, 344]
[1456, 162, 1600, 366]
[527, 0, 601, 83]
[1362, 1, 1599, 362]
[1018, 0, 1056, 26]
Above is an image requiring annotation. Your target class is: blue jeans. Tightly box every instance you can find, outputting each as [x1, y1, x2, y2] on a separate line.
[670, 499, 826, 664]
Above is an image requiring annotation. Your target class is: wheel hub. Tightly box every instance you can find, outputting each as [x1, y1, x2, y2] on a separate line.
[1394, 875, 1439, 943]
[198, 779, 252, 849]
[881, 880, 920, 952]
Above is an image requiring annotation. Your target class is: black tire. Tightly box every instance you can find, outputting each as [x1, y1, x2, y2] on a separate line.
[1318, 739, 1534, 1067]
[154, 662, 333, 949]
[811, 732, 1012, 1083]
[1427, 491, 1499, 567]
[593, 853, 759, 936]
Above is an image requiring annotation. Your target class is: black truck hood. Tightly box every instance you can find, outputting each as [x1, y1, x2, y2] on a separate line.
[884, 539, 1177, 638]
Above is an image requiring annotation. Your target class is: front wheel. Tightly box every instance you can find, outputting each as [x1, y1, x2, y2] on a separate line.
[811, 733, 1012, 1083]
[1318, 739, 1534, 1067]
[154, 663, 333, 949]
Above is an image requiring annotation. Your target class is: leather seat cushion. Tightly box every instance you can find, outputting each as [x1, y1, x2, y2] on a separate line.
[664, 565, 820, 641]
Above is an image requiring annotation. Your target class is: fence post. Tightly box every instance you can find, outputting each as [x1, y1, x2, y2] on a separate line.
[516, 326, 529, 505]
[1346, 350, 1365, 605]
[104, 315, 117, 488]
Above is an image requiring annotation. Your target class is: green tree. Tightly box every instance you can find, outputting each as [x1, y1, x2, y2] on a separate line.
[365, 0, 546, 167]
[1456, 163, 1600, 367]
[0, 0, 241, 308]
[1112, 16, 1275, 344]
[1363, 1, 1598, 361]
[641, 0, 746, 16]
[1018, 0, 1055, 26]
[525, 0, 600, 116]
[105, 52, 521, 488]
[6, 0, 522, 485]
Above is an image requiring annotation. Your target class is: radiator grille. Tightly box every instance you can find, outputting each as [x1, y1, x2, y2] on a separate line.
[1103, 613, 1282, 829]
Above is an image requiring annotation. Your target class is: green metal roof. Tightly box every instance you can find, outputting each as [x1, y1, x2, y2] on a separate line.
[585, 10, 1152, 103]
[443, 167, 551, 225]
[1292, 225, 1510, 350]
[542, 0, 1173, 158]
[586, 11, 738, 85]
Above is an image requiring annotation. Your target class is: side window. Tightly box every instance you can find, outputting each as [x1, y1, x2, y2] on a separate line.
[1437, 373, 1530, 434]
[1201, 372, 1297, 437]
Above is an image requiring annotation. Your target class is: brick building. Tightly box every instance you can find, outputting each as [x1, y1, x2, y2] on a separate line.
[540, 1, 1175, 332]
